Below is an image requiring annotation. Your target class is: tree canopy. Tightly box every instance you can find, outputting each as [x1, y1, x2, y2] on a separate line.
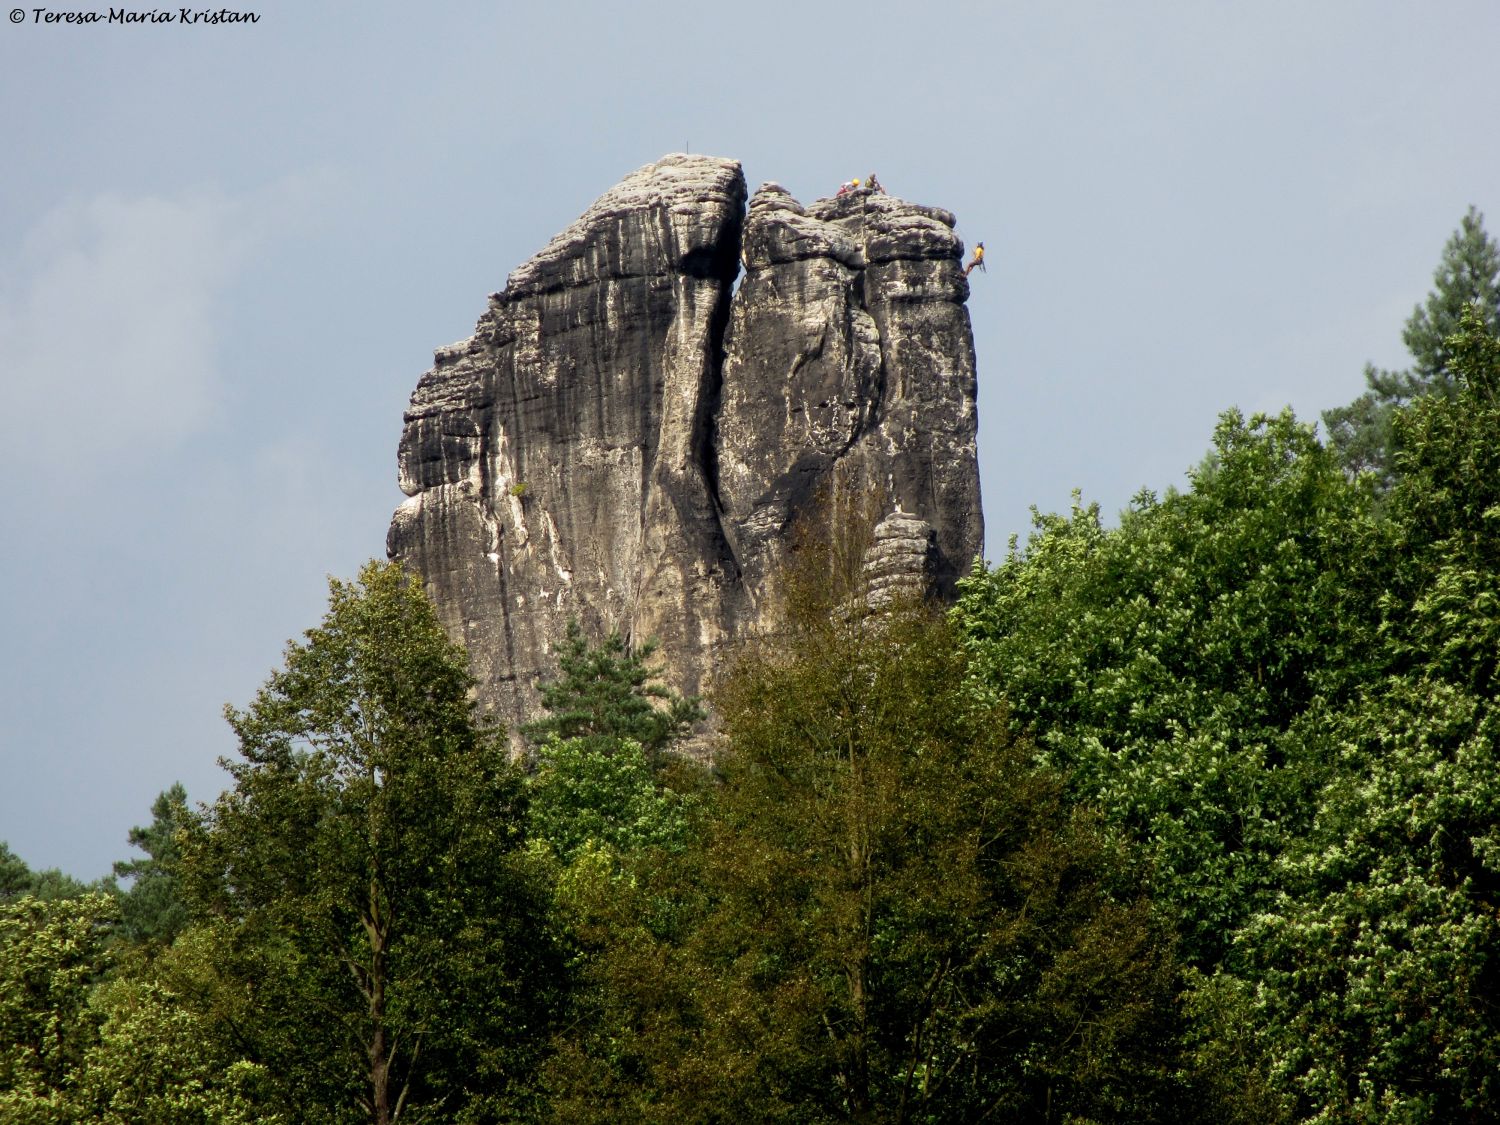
[112, 784, 190, 948]
[179, 561, 560, 1124]
[955, 310, 1500, 1121]
[956, 408, 1383, 964]
[9, 236, 1500, 1125]
[539, 583, 1187, 1123]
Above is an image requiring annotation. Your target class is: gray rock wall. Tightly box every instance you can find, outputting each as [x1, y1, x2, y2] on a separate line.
[388, 155, 982, 744]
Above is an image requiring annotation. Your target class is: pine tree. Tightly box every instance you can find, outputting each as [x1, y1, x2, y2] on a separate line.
[1324, 206, 1500, 483]
[522, 621, 703, 764]
[113, 783, 191, 947]
[0, 844, 31, 902]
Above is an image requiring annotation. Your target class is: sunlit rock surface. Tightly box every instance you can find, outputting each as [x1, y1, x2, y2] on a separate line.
[389, 155, 982, 744]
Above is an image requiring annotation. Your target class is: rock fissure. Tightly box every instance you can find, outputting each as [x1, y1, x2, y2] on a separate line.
[388, 155, 981, 746]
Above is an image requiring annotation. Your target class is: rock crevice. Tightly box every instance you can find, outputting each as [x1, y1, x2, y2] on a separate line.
[388, 155, 982, 743]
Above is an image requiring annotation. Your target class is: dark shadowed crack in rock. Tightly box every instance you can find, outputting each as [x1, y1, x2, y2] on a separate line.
[388, 155, 981, 750]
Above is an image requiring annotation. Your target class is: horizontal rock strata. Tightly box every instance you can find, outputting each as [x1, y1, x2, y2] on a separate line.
[862, 511, 938, 611]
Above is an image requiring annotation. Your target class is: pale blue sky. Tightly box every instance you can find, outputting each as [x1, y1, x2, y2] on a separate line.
[3, 0, 1497, 878]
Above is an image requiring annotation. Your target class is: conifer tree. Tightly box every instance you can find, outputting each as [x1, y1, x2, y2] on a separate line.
[522, 621, 703, 764]
[1324, 206, 1500, 482]
[113, 783, 190, 947]
[0, 844, 31, 903]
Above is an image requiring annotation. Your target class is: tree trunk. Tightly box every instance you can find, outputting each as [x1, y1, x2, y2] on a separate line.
[846, 734, 872, 1118]
[366, 879, 393, 1125]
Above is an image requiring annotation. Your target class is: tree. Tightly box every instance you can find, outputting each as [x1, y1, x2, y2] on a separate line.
[0, 843, 32, 903]
[1242, 681, 1500, 1122]
[524, 625, 703, 875]
[527, 736, 693, 866]
[0, 892, 116, 1122]
[1240, 308, 1500, 1122]
[521, 633, 709, 1121]
[0, 842, 117, 906]
[522, 621, 703, 765]
[545, 601, 1185, 1122]
[179, 561, 560, 1125]
[113, 784, 190, 947]
[72, 925, 278, 1125]
[0, 885, 270, 1123]
[1324, 207, 1500, 483]
[955, 409, 1381, 965]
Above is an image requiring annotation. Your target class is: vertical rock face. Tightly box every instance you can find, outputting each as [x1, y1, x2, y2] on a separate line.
[717, 183, 982, 623]
[388, 155, 982, 744]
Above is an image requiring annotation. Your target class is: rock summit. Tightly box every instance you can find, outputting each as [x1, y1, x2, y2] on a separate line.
[388, 154, 982, 741]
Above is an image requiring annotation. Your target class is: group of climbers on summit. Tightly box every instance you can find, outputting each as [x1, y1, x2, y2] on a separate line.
[832, 172, 985, 280]
[837, 172, 885, 196]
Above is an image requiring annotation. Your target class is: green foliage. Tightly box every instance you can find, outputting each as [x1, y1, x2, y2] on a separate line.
[180, 560, 560, 1124]
[1234, 308, 1500, 1121]
[1243, 681, 1500, 1122]
[546, 605, 1185, 1122]
[523, 621, 704, 764]
[1324, 207, 1500, 483]
[73, 928, 279, 1125]
[79, 982, 272, 1124]
[113, 784, 190, 948]
[1381, 306, 1500, 686]
[0, 904, 275, 1124]
[0, 843, 34, 902]
[0, 843, 117, 905]
[0, 892, 116, 1122]
[955, 409, 1380, 964]
[527, 736, 693, 865]
[952, 315, 1500, 1121]
[25, 870, 115, 903]
[1177, 971, 1294, 1125]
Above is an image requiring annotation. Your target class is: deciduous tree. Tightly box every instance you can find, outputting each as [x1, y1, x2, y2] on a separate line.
[955, 409, 1380, 964]
[0, 892, 116, 1122]
[1241, 307, 1500, 1122]
[547, 599, 1184, 1122]
[181, 561, 560, 1125]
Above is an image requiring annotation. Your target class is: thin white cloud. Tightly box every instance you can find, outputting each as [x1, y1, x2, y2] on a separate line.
[0, 175, 333, 479]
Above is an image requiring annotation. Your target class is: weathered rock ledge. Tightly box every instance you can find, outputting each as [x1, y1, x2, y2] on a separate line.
[388, 155, 982, 744]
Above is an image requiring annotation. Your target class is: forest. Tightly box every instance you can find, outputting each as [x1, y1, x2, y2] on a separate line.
[3, 211, 1499, 1123]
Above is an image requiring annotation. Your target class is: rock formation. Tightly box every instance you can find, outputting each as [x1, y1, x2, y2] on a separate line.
[388, 155, 982, 744]
[861, 511, 938, 611]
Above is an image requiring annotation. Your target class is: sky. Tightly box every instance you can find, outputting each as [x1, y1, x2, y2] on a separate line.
[2, 0, 1498, 880]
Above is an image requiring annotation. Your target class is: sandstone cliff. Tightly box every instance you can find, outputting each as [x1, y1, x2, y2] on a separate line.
[388, 155, 981, 742]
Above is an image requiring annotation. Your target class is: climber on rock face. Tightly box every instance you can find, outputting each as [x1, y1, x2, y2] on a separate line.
[867, 173, 884, 194]
[963, 241, 986, 277]
[837, 177, 862, 196]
